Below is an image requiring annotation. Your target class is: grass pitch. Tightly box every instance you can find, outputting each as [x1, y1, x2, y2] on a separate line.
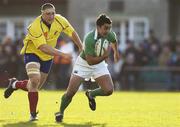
[0, 89, 180, 127]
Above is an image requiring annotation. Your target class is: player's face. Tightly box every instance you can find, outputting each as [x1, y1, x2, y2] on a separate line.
[42, 8, 55, 24]
[98, 23, 111, 37]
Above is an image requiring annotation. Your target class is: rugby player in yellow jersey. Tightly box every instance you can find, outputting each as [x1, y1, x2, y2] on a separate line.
[4, 3, 83, 121]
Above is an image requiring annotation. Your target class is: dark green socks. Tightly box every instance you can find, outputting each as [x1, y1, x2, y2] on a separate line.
[89, 88, 106, 98]
[60, 94, 72, 114]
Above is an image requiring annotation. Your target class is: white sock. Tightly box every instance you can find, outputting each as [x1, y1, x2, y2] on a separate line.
[12, 81, 18, 89]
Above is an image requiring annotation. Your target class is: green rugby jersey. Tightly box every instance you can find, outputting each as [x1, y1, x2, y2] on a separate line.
[80, 29, 117, 60]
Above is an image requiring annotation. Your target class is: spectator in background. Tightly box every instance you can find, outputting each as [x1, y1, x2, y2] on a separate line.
[147, 43, 160, 65]
[107, 48, 122, 90]
[147, 29, 160, 46]
[14, 33, 27, 80]
[169, 43, 180, 90]
[54, 37, 76, 89]
[142, 29, 161, 65]
[158, 44, 172, 66]
[119, 40, 139, 90]
[0, 43, 9, 87]
[158, 44, 172, 89]
[136, 43, 150, 66]
[1, 36, 19, 77]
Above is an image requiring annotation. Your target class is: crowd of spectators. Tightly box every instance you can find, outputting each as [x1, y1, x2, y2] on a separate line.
[109, 30, 180, 91]
[0, 30, 180, 91]
[0, 36, 26, 87]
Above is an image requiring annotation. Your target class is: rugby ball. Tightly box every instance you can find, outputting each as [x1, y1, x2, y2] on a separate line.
[95, 39, 109, 56]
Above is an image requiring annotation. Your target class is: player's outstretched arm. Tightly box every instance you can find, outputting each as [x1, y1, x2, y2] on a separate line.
[71, 31, 83, 52]
[39, 44, 72, 59]
[111, 42, 120, 63]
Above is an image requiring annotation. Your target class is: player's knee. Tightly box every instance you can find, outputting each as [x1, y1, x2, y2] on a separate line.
[104, 88, 113, 96]
[29, 76, 41, 89]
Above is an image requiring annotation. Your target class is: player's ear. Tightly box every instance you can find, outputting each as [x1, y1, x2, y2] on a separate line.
[41, 9, 44, 14]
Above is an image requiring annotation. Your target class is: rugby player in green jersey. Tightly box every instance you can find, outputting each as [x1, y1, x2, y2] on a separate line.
[55, 14, 120, 122]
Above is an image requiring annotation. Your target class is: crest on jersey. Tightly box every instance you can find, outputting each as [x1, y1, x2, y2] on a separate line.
[54, 31, 58, 35]
[43, 32, 48, 39]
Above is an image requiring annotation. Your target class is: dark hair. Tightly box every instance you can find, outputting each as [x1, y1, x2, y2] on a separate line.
[41, 3, 55, 11]
[96, 14, 112, 26]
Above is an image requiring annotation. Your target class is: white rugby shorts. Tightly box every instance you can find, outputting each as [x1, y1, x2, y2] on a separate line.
[72, 56, 110, 79]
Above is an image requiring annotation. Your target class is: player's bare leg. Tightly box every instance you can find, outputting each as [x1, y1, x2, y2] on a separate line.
[4, 70, 48, 99]
[94, 74, 114, 96]
[86, 74, 113, 110]
[55, 74, 84, 122]
[38, 72, 48, 89]
[4, 77, 29, 98]
[26, 62, 41, 121]
[3, 72, 43, 97]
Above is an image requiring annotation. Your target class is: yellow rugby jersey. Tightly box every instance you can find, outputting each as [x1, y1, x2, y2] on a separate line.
[21, 14, 74, 61]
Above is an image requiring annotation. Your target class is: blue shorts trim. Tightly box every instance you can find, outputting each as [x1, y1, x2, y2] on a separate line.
[24, 54, 53, 73]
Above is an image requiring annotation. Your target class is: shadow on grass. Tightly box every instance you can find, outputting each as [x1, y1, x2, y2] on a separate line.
[61, 121, 107, 127]
[3, 121, 59, 127]
[2, 121, 106, 127]
[2, 121, 38, 127]
[0, 120, 6, 123]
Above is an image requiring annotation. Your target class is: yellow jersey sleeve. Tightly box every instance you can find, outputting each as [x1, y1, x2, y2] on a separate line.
[55, 15, 74, 37]
[28, 22, 46, 49]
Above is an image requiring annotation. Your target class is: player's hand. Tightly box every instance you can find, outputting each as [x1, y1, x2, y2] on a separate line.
[78, 46, 83, 53]
[61, 52, 72, 60]
[102, 46, 110, 59]
[114, 52, 120, 63]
